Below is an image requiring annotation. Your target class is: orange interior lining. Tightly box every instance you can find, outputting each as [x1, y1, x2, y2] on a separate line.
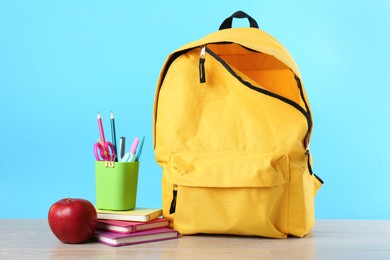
[208, 43, 305, 109]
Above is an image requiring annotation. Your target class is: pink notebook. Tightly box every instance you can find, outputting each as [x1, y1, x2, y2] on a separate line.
[94, 228, 180, 247]
[96, 218, 170, 233]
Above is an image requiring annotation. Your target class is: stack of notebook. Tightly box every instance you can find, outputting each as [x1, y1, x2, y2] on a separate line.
[94, 208, 180, 247]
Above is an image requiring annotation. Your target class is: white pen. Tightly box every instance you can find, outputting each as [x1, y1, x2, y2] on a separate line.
[119, 136, 126, 160]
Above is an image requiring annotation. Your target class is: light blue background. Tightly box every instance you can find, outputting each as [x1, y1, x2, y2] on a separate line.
[1, 1, 389, 219]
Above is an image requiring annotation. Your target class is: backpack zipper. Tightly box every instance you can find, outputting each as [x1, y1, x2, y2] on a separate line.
[199, 46, 207, 83]
[204, 47, 312, 141]
[169, 185, 178, 214]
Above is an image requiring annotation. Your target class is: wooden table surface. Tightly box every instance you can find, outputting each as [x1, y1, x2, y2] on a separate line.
[1, 219, 390, 259]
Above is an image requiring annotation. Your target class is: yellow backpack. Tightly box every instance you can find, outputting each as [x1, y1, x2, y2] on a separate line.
[153, 11, 323, 238]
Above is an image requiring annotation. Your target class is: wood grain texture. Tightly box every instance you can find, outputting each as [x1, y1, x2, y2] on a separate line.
[1, 219, 390, 259]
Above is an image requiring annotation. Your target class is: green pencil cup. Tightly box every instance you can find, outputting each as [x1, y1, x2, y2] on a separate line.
[95, 161, 139, 211]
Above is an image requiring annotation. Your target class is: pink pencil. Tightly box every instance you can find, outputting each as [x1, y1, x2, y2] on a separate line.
[97, 112, 106, 144]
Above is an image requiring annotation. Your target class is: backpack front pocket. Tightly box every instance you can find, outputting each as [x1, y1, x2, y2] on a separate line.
[164, 151, 290, 238]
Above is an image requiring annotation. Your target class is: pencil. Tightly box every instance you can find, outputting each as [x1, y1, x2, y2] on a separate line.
[110, 111, 118, 162]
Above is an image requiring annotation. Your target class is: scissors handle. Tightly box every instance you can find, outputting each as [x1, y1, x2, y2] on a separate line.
[94, 141, 116, 161]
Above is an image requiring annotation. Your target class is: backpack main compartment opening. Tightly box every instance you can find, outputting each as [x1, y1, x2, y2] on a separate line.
[207, 43, 304, 110]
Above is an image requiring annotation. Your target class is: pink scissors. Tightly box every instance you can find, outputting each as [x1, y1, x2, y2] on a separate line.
[94, 113, 116, 161]
[94, 140, 116, 161]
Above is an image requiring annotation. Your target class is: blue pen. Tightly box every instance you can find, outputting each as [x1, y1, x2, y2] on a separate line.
[135, 136, 145, 161]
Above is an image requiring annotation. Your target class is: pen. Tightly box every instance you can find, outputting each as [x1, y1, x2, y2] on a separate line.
[128, 137, 140, 162]
[120, 153, 130, 162]
[135, 136, 145, 161]
[119, 136, 126, 160]
[110, 112, 118, 162]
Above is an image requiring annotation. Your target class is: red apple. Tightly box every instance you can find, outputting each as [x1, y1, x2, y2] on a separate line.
[48, 198, 97, 244]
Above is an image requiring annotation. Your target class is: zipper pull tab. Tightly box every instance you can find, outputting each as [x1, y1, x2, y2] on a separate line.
[169, 185, 178, 214]
[199, 46, 206, 83]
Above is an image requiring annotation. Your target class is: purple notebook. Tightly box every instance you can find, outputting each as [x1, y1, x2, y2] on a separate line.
[94, 227, 180, 247]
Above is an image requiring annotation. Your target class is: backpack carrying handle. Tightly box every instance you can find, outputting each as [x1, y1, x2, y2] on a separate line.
[219, 11, 259, 30]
